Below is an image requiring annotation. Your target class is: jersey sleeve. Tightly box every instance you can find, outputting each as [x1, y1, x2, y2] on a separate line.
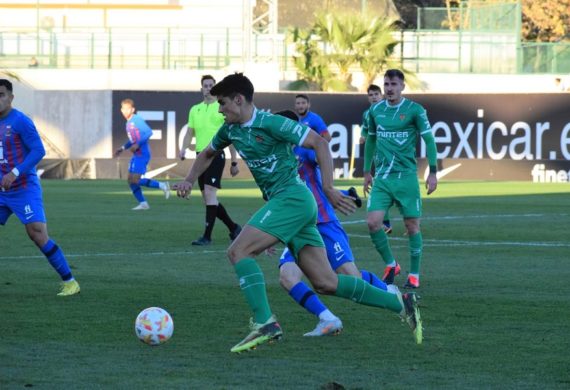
[210, 124, 231, 151]
[270, 114, 311, 145]
[415, 104, 438, 169]
[16, 115, 46, 174]
[188, 105, 196, 129]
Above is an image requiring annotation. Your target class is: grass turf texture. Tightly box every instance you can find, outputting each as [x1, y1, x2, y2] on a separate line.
[1, 179, 569, 389]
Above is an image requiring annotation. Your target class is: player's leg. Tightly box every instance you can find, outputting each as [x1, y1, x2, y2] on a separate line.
[128, 156, 150, 209]
[383, 208, 392, 234]
[14, 187, 80, 295]
[298, 244, 422, 344]
[279, 249, 342, 336]
[395, 175, 423, 289]
[367, 181, 399, 283]
[207, 153, 241, 240]
[138, 177, 170, 199]
[226, 223, 283, 352]
[403, 217, 422, 288]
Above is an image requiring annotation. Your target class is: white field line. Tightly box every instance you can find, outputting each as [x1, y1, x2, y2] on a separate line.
[2, 213, 568, 260]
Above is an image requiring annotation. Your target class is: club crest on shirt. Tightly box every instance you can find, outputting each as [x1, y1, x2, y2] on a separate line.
[4, 125, 11, 137]
[399, 114, 406, 121]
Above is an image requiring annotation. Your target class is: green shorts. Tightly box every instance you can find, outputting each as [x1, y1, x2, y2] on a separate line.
[368, 173, 422, 218]
[248, 184, 324, 259]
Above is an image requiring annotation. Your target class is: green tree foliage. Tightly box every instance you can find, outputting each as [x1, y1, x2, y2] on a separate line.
[289, 11, 412, 91]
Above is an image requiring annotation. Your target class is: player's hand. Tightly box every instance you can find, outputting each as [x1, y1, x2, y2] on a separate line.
[113, 148, 123, 158]
[179, 149, 186, 161]
[324, 187, 356, 216]
[363, 172, 373, 196]
[426, 172, 438, 195]
[172, 181, 193, 199]
[230, 163, 239, 177]
[359, 136, 366, 145]
[0, 172, 16, 191]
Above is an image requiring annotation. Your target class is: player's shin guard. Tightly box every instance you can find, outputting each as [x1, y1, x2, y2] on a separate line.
[409, 232, 423, 275]
[370, 229, 396, 265]
[41, 239, 73, 281]
[129, 183, 146, 202]
[289, 282, 327, 317]
[234, 258, 273, 324]
[334, 274, 402, 313]
[139, 178, 160, 188]
[360, 269, 388, 291]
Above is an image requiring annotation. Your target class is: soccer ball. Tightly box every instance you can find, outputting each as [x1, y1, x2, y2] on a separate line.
[135, 307, 174, 346]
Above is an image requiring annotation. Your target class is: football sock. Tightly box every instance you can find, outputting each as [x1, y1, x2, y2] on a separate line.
[383, 220, 391, 228]
[340, 189, 348, 196]
[139, 178, 160, 189]
[204, 205, 217, 240]
[370, 229, 395, 265]
[40, 239, 73, 281]
[129, 183, 146, 203]
[360, 269, 388, 291]
[234, 258, 272, 324]
[409, 232, 423, 275]
[289, 282, 327, 317]
[216, 202, 237, 231]
[335, 274, 402, 313]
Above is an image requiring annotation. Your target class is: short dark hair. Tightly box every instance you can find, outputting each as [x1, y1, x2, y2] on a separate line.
[0, 79, 13, 92]
[295, 94, 309, 102]
[367, 84, 382, 94]
[384, 69, 405, 81]
[274, 109, 298, 121]
[210, 73, 254, 102]
[201, 74, 215, 85]
[121, 98, 135, 107]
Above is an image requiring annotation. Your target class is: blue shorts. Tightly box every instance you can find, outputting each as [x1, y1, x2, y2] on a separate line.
[129, 155, 150, 175]
[0, 181, 47, 225]
[279, 220, 354, 271]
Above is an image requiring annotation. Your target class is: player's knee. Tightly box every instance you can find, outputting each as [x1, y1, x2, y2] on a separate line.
[367, 217, 383, 232]
[312, 278, 336, 295]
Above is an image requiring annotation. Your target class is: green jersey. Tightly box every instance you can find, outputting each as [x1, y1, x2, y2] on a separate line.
[211, 109, 310, 199]
[188, 101, 224, 152]
[360, 107, 371, 138]
[367, 98, 432, 177]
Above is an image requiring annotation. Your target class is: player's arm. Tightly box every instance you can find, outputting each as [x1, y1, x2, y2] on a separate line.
[1, 119, 45, 191]
[363, 111, 377, 196]
[228, 144, 239, 177]
[173, 143, 221, 199]
[314, 115, 331, 142]
[301, 130, 355, 215]
[179, 126, 195, 160]
[417, 108, 438, 195]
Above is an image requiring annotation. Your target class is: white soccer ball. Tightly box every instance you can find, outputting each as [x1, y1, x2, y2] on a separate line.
[135, 307, 174, 346]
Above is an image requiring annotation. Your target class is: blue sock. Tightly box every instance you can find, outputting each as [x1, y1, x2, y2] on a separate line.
[340, 189, 348, 196]
[41, 239, 72, 281]
[361, 269, 388, 291]
[289, 282, 327, 317]
[139, 178, 160, 189]
[129, 183, 146, 202]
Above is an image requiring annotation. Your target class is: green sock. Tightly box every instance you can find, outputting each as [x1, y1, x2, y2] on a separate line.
[370, 229, 395, 265]
[234, 258, 272, 324]
[334, 274, 402, 313]
[409, 232, 423, 275]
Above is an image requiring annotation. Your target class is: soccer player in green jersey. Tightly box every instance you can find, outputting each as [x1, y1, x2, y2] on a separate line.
[174, 73, 423, 352]
[180, 75, 241, 246]
[360, 84, 392, 234]
[363, 69, 438, 289]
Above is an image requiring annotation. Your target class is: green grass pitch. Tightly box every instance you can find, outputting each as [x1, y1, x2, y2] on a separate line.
[1, 179, 569, 389]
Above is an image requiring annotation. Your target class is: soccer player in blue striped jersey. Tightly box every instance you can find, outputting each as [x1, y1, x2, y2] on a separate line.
[294, 94, 331, 141]
[114, 99, 170, 210]
[0, 79, 80, 296]
[363, 69, 439, 289]
[275, 110, 396, 337]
